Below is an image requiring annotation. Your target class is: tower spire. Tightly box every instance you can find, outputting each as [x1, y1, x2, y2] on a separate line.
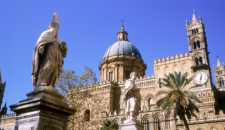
[192, 9, 198, 23]
[217, 56, 222, 67]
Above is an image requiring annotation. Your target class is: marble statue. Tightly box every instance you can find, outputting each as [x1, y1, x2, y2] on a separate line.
[32, 13, 67, 87]
[123, 72, 141, 123]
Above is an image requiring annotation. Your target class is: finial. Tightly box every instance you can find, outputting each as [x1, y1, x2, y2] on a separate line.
[121, 19, 124, 27]
[121, 20, 125, 31]
[199, 17, 202, 23]
[186, 19, 188, 27]
[192, 9, 198, 23]
[217, 55, 222, 67]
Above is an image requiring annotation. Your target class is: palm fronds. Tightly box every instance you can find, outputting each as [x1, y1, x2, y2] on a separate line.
[156, 71, 201, 130]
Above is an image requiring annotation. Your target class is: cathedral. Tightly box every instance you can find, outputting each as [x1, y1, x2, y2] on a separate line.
[0, 12, 225, 130]
[68, 12, 225, 130]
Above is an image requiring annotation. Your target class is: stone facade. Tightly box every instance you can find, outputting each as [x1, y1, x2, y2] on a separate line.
[0, 113, 16, 130]
[69, 12, 225, 130]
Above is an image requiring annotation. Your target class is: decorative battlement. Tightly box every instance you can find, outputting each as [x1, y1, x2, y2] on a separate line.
[69, 81, 116, 94]
[1, 113, 16, 119]
[69, 75, 156, 94]
[154, 52, 189, 64]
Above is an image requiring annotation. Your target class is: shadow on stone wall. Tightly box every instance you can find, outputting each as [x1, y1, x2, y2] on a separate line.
[211, 84, 225, 115]
[114, 85, 121, 115]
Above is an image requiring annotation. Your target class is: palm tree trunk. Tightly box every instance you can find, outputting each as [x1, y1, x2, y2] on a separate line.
[180, 114, 189, 130]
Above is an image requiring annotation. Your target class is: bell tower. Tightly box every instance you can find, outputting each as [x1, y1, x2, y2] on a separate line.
[186, 11, 212, 88]
[214, 57, 225, 89]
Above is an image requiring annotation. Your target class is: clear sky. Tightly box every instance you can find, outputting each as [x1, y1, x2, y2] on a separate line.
[0, 0, 225, 113]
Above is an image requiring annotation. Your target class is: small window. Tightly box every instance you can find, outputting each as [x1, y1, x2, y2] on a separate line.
[109, 72, 113, 81]
[159, 78, 161, 88]
[126, 71, 131, 79]
[220, 80, 224, 87]
[193, 29, 196, 34]
[84, 109, 90, 121]
[158, 119, 161, 130]
[193, 42, 197, 49]
[199, 57, 203, 65]
[218, 71, 222, 75]
[148, 98, 152, 109]
[192, 28, 198, 34]
[197, 41, 200, 49]
[195, 58, 199, 65]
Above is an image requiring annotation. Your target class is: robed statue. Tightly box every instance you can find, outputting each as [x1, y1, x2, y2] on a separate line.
[123, 72, 141, 123]
[32, 13, 67, 87]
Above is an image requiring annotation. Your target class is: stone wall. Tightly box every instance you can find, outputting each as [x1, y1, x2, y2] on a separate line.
[0, 113, 16, 130]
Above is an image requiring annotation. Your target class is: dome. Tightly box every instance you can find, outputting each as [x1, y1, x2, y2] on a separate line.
[103, 24, 142, 60]
[103, 41, 142, 59]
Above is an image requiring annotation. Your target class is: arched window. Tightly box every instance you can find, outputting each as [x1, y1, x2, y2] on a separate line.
[84, 109, 90, 121]
[157, 119, 161, 130]
[210, 126, 217, 130]
[199, 57, 203, 65]
[220, 80, 224, 87]
[193, 42, 197, 49]
[141, 115, 150, 130]
[148, 98, 154, 110]
[195, 58, 199, 65]
[148, 98, 152, 109]
[218, 71, 222, 75]
[197, 41, 200, 49]
[153, 114, 161, 130]
[193, 29, 196, 34]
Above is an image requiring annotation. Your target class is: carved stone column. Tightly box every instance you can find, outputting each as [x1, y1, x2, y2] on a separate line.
[10, 86, 75, 130]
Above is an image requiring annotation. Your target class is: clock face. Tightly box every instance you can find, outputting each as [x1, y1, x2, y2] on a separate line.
[194, 72, 208, 85]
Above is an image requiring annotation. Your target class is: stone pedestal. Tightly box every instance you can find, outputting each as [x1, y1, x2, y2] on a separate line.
[121, 120, 142, 130]
[10, 86, 75, 130]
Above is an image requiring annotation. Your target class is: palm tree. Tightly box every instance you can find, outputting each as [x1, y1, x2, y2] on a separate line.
[156, 71, 201, 130]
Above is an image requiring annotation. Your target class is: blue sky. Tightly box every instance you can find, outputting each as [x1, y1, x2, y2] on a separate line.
[0, 0, 225, 113]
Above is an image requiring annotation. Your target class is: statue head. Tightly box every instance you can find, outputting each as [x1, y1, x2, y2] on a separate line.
[50, 13, 59, 35]
[130, 72, 136, 80]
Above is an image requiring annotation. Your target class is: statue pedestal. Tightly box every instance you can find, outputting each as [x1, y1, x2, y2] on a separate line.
[121, 120, 142, 130]
[10, 86, 75, 130]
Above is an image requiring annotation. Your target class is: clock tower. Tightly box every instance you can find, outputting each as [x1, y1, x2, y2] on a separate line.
[186, 11, 213, 88]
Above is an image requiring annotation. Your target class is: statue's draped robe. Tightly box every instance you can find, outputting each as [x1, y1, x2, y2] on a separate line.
[124, 79, 141, 119]
[32, 28, 65, 87]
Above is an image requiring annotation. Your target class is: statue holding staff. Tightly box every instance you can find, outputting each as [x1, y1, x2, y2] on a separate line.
[32, 13, 67, 87]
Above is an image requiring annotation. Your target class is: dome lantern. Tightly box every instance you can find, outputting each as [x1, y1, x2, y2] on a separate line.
[117, 24, 128, 41]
